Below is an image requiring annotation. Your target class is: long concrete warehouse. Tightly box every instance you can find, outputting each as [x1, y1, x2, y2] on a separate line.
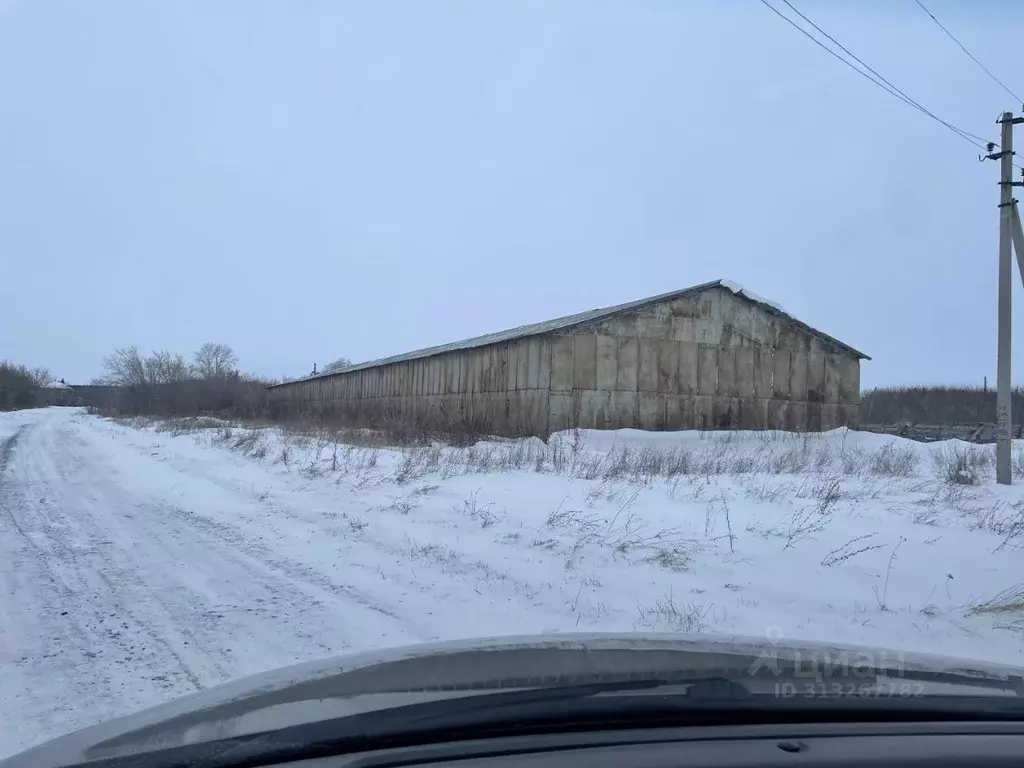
[268, 280, 869, 436]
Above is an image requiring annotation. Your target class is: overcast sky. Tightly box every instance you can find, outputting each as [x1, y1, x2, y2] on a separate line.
[1, 0, 1021, 388]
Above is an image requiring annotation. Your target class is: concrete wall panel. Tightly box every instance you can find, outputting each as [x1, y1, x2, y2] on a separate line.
[610, 391, 637, 429]
[679, 342, 699, 395]
[754, 347, 772, 399]
[697, 345, 717, 396]
[526, 338, 541, 389]
[658, 339, 679, 394]
[616, 338, 639, 391]
[806, 353, 826, 403]
[549, 392, 574, 432]
[579, 389, 612, 429]
[745, 398, 768, 430]
[514, 341, 528, 390]
[550, 336, 574, 391]
[718, 347, 737, 397]
[638, 392, 663, 430]
[596, 335, 618, 390]
[837, 355, 859, 404]
[772, 350, 790, 399]
[536, 338, 552, 390]
[790, 352, 808, 401]
[824, 354, 841, 403]
[806, 400, 822, 431]
[573, 335, 597, 390]
[734, 347, 755, 398]
[694, 394, 715, 429]
[638, 339, 659, 392]
[786, 400, 807, 431]
[821, 402, 839, 430]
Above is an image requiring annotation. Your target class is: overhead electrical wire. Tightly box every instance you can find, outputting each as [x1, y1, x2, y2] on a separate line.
[913, 0, 1023, 106]
[759, 0, 991, 150]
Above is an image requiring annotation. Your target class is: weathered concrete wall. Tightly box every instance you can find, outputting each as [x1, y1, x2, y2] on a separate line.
[270, 337, 553, 436]
[269, 286, 862, 435]
[548, 287, 861, 431]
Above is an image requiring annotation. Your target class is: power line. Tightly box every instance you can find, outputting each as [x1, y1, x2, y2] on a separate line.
[766, 0, 990, 149]
[913, 0, 1023, 105]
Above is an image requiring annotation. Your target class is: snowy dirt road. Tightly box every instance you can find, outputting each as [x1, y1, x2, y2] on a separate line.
[0, 409, 450, 757]
[4, 407, 1024, 759]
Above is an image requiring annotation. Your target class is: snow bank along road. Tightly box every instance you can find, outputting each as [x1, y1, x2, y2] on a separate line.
[3, 407, 1024, 757]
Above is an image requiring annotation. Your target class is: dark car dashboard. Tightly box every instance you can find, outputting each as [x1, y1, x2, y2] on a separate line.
[277, 721, 1024, 768]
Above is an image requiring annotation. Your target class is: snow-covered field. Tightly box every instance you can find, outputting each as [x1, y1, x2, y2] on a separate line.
[2, 407, 1024, 757]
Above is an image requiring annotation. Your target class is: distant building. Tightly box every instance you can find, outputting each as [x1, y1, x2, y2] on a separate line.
[268, 280, 869, 435]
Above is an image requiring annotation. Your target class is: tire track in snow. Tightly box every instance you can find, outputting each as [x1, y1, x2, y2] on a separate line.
[0, 416, 216, 758]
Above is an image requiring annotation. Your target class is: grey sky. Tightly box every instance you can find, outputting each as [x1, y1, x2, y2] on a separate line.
[1, 0, 1021, 388]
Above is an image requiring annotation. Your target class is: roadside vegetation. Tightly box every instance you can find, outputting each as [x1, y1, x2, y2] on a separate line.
[0, 362, 51, 410]
[861, 384, 1024, 425]
[100, 411, 1024, 644]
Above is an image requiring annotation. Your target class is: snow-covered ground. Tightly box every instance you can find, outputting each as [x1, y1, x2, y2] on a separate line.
[2, 407, 1024, 757]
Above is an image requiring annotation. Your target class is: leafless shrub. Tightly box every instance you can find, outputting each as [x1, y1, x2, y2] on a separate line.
[964, 500, 1024, 550]
[782, 505, 832, 549]
[546, 498, 600, 535]
[838, 446, 867, 475]
[455, 489, 501, 528]
[744, 481, 788, 503]
[767, 442, 813, 474]
[300, 460, 324, 479]
[795, 475, 845, 511]
[868, 444, 918, 477]
[932, 444, 983, 486]
[1013, 446, 1024, 479]
[752, 503, 833, 549]
[910, 504, 942, 526]
[382, 495, 416, 514]
[232, 429, 268, 459]
[821, 533, 884, 566]
[393, 444, 449, 484]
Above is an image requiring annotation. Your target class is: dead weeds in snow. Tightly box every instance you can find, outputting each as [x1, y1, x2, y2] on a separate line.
[966, 583, 1024, 617]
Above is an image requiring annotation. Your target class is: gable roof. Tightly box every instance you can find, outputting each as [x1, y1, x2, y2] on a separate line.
[270, 280, 868, 388]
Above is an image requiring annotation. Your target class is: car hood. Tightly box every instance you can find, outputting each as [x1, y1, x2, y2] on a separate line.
[5, 632, 1024, 768]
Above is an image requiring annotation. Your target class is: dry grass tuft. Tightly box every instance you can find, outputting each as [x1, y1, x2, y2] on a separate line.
[966, 583, 1024, 616]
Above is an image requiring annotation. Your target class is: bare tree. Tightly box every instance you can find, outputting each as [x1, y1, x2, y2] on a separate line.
[147, 350, 189, 384]
[323, 357, 354, 373]
[102, 346, 148, 386]
[26, 366, 51, 387]
[101, 346, 188, 386]
[193, 342, 238, 379]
